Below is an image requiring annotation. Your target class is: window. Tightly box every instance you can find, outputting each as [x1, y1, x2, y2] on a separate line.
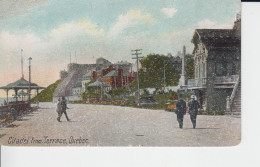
[226, 56, 233, 76]
[216, 63, 223, 76]
[216, 56, 223, 76]
[203, 63, 206, 77]
[226, 62, 233, 75]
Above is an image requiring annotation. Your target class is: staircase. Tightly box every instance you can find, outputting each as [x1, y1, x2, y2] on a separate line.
[231, 82, 241, 115]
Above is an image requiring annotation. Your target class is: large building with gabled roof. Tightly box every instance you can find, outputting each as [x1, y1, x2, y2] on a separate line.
[187, 14, 241, 113]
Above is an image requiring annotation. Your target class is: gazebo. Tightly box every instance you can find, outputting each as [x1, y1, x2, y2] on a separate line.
[0, 77, 45, 103]
[87, 80, 110, 101]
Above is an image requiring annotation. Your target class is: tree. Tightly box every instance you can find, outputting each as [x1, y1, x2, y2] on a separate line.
[139, 54, 180, 89]
[185, 54, 194, 80]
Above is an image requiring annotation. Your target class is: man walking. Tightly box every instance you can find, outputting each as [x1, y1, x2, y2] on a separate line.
[57, 96, 70, 122]
[188, 95, 200, 129]
[175, 98, 186, 129]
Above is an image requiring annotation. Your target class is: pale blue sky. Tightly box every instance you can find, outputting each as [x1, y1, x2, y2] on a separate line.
[0, 0, 240, 91]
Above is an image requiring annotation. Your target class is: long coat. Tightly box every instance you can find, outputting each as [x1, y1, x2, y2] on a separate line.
[188, 99, 200, 115]
[175, 99, 186, 115]
[56, 100, 62, 114]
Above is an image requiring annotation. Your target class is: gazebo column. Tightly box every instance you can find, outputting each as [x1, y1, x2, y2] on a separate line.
[14, 89, 18, 102]
[27, 89, 29, 101]
[22, 89, 24, 101]
[36, 89, 39, 104]
[5, 89, 8, 103]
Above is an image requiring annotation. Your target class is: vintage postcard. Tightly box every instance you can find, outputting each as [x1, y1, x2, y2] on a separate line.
[0, 0, 241, 146]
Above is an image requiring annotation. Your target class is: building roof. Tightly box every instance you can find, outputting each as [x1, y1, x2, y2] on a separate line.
[115, 61, 131, 65]
[0, 77, 45, 90]
[192, 29, 240, 52]
[103, 70, 118, 77]
[87, 80, 110, 87]
[73, 81, 82, 88]
[82, 71, 92, 80]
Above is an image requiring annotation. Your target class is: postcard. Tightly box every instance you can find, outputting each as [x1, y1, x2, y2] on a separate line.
[0, 0, 241, 146]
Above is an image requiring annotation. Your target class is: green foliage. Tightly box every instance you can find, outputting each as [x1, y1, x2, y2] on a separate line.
[69, 100, 84, 104]
[139, 54, 180, 88]
[185, 54, 194, 80]
[31, 80, 61, 102]
[169, 91, 178, 100]
[81, 80, 98, 100]
[141, 89, 150, 97]
[108, 87, 130, 99]
[198, 109, 225, 115]
[154, 93, 171, 107]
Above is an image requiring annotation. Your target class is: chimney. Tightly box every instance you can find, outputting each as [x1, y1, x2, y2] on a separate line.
[92, 71, 96, 80]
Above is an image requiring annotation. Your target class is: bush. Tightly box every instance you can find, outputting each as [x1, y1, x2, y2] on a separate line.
[198, 109, 225, 115]
[31, 80, 61, 102]
[68, 100, 84, 104]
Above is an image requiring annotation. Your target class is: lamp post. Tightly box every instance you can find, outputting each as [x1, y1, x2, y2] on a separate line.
[28, 57, 32, 103]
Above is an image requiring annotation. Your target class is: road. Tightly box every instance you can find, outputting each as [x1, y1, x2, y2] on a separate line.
[0, 102, 241, 146]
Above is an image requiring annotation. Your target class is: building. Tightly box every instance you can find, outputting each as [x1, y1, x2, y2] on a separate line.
[81, 71, 92, 92]
[53, 57, 135, 102]
[71, 81, 83, 101]
[187, 14, 241, 113]
[101, 65, 135, 89]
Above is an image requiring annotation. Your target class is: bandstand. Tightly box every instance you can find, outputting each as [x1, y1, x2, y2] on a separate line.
[0, 77, 45, 103]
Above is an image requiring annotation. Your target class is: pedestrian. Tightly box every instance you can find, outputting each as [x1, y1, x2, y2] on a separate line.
[57, 96, 70, 122]
[188, 95, 200, 129]
[56, 98, 62, 122]
[175, 98, 186, 129]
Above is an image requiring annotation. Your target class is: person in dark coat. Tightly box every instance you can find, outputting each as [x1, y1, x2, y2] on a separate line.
[175, 98, 186, 129]
[188, 95, 200, 129]
[57, 96, 70, 122]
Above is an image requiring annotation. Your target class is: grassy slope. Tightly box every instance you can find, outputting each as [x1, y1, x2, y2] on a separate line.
[31, 80, 61, 102]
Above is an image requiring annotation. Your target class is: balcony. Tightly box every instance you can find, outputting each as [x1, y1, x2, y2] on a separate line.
[187, 75, 239, 89]
[187, 78, 207, 88]
[214, 75, 239, 84]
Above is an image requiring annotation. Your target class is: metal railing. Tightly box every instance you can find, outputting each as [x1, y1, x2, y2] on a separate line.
[187, 78, 207, 88]
[0, 101, 32, 127]
[214, 75, 239, 84]
[228, 75, 240, 113]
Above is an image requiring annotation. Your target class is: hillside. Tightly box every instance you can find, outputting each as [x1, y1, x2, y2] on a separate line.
[31, 80, 61, 102]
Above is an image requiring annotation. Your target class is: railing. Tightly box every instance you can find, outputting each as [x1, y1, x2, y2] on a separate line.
[227, 75, 240, 113]
[0, 101, 31, 127]
[214, 75, 239, 84]
[187, 78, 207, 88]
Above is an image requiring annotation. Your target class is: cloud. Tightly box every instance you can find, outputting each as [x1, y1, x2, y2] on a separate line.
[197, 19, 233, 29]
[50, 19, 104, 40]
[161, 8, 178, 18]
[108, 10, 155, 37]
[0, 0, 48, 19]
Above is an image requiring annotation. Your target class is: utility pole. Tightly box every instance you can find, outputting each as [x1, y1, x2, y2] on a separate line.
[21, 49, 24, 78]
[132, 49, 143, 106]
[75, 51, 77, 63]
[28, 57, 32, 103]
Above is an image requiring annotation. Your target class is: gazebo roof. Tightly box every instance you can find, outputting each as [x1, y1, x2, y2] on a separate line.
[0, 77, 45, 90]
[88, 80, 110, 87]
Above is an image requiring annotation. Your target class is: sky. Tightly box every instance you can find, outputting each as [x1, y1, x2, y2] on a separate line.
[0, 0, 240, 97]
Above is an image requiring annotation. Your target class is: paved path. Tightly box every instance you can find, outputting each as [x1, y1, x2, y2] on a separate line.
[0, 102, 240, 146]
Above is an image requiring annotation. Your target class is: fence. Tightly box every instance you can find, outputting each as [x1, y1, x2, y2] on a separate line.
[0, 101, 32, 127]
